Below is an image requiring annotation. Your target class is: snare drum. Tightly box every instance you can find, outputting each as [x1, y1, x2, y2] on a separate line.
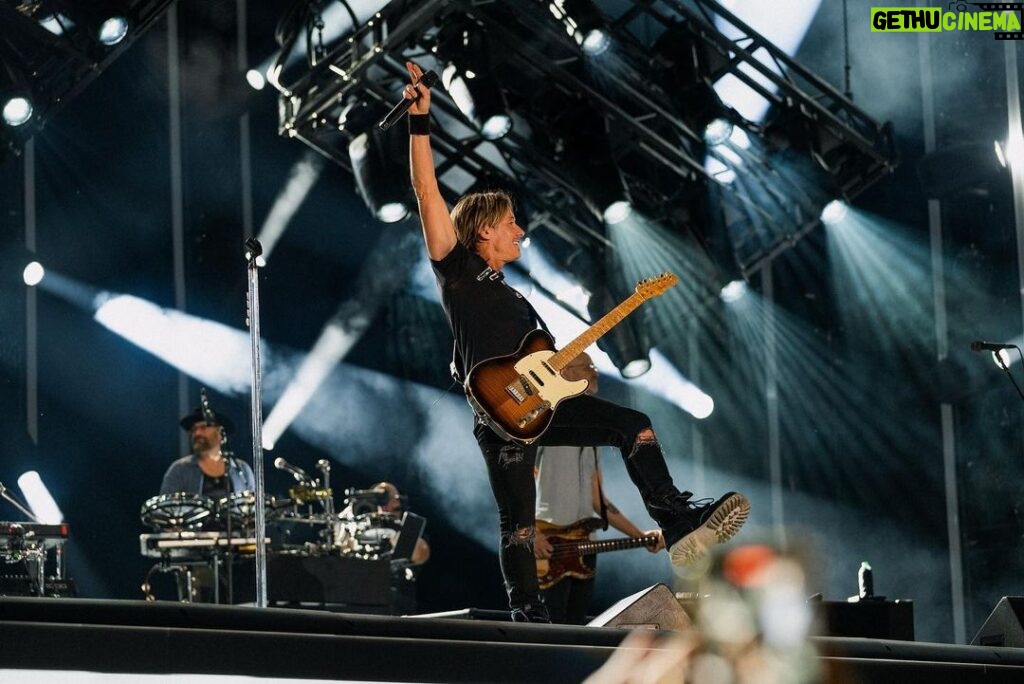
[140, 493, 215, 531]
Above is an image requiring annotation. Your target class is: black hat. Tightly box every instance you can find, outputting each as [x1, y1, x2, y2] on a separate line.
[179, 407, 236, 434]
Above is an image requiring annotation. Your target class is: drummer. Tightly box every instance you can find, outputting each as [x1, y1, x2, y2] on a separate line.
[160, 403, 255, 500]
[372, 482, 430, 566]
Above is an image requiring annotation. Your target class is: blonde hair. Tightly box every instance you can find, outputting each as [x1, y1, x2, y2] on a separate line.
[450, 190, 513, 251]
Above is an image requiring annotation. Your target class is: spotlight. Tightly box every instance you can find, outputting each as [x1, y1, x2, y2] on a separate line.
[436, 20, 512, 140]
[23, 261, 45, 286]
[2, 96, 33, 127]
[995, 349, 1011, 368]
[581, 29, 610, 56]
[376, 202, 410, 224]
[246, 68, 267, 91]
[481, 114, 513, 141]
[720, 279, 748, 302]
[97, 16, 129, 45]
[704, 118, 734, 147]
[553, 0, 611, 55]
[620, 358, 652, 379]
[603, 200, 633, 225]
[349, 130, 412, 223]
[820, 200, 848, 226]
[38, 13, 73, 36]
[17, 471, 64, 524]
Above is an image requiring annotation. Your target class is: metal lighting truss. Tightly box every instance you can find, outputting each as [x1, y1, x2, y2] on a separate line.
[0, 0, 175, 158]
[274, 0, 897, 279]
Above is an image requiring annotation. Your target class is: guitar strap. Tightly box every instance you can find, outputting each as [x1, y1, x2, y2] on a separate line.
[450, 276, 552, 386]
[594, 447, 609, 531]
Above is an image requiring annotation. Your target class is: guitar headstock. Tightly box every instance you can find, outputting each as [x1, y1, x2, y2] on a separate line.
[635, 273, 678, 300]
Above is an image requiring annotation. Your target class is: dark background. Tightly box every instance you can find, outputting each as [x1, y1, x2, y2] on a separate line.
[0, 0, 1021, 643]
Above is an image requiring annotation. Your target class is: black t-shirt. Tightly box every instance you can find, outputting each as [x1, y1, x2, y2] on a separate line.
[431, 242, 542, 378]
[202, 474, 230, 503]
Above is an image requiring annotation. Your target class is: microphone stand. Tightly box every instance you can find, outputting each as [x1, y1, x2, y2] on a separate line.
[993, 347, 1024, 403]
[222, 452, 236, 605]
[245, 238, 268, 608]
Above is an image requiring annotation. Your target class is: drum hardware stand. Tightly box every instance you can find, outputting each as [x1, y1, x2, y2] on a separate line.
[0, 481, 41, 523]
[1, 524, 46, 596]
[0, 483, 48, 597]
[245, 238, 268, 608]
[141, 561, 197, 603]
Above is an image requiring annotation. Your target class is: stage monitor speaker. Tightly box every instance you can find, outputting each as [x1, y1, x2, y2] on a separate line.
[587, 583, 692, 630]
[972, 597, 1024, 647]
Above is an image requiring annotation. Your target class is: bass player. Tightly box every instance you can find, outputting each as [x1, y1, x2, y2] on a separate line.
[404, 60, 750, 623]
[535, 352, 664, 624]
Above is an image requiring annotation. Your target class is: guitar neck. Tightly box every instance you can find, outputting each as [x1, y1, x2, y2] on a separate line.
[557, 535, 659, 556]
[549, 293, 646, 371]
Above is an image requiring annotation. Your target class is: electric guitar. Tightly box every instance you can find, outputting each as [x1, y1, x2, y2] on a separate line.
[535, 518, 661, 590]
[464, 273, 678, 444]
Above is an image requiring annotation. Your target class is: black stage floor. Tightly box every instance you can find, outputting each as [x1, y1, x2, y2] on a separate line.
[3, 597, 1024, 682]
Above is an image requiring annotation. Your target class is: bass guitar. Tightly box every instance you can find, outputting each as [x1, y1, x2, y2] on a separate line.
[465, 273, 678, 444]
[535, 518, 661, 590]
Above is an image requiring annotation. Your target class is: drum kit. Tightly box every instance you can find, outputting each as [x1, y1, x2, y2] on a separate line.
[138, 465, 408, 602]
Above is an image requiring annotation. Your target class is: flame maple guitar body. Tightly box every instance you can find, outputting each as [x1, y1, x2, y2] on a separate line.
[464, 273, 678, 445]
[465, 329, 589, 445]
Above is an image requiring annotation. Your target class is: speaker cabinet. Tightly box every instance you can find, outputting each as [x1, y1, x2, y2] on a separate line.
[813, 600, 915, 641]
[972, 597, 1024, 647]
[587, 583, 692, 630]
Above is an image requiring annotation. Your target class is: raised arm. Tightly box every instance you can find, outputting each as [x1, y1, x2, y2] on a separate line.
[405, 61, 457, 261]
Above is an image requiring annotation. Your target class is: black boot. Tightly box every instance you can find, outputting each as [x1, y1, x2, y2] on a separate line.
[654, 491, 751, 566]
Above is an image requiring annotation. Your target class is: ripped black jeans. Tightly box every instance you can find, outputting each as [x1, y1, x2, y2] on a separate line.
[474, 394, 680, 612]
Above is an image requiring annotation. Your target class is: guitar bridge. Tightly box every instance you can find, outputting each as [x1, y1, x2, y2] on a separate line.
[517, 402, 550, 428]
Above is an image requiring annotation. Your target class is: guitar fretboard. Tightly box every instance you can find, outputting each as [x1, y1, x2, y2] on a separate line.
[558, 535, 660, 556]
[549, 292, 647, 371]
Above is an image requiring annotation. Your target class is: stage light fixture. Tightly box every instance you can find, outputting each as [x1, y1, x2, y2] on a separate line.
[652, 24, 731, 143]
[246, 68, 267, 90]
[97, 15, 129, 45]
[552, 0, 611, 56]
[603, 200, 633, 225]
[436, 22, 512, 141]
[820, 199, 848, 226]
[23, 261, 45, 286]
[704, 118, 734, 147]
[2, 96, 33, 127]
[349, 129, 412, 223]
[38, 12, 73, 36]
[720, 279, 748, 302]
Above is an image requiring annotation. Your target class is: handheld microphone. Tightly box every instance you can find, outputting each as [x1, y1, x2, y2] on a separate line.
[274, 457, 314, 484]
[970, 340, 1016, 353]
[378, 70, 439, 131]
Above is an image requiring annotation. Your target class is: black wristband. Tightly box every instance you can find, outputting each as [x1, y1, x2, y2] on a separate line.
[408, 114, 430, 136]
